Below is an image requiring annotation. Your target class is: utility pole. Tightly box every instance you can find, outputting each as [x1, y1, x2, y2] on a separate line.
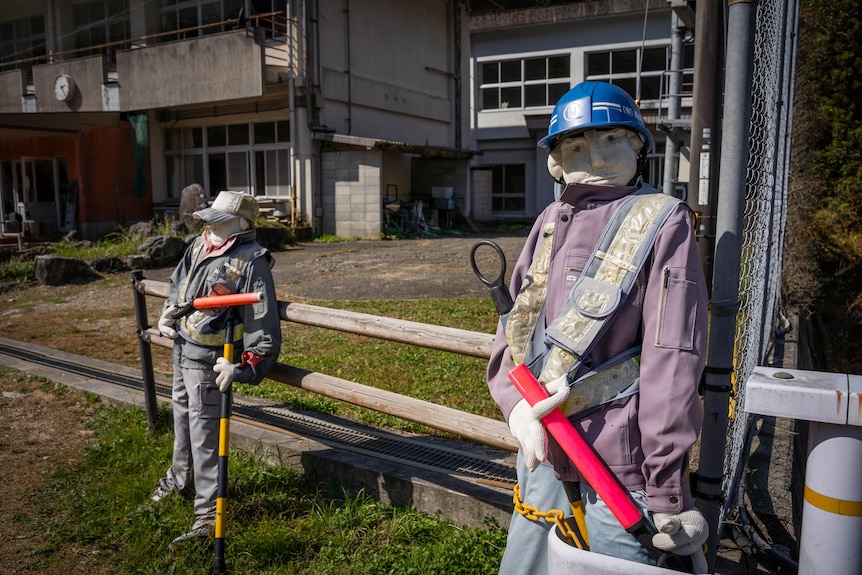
[688, 0, 725, 292]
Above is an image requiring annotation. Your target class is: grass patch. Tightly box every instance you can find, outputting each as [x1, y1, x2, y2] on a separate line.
[32, 399, 506, 574]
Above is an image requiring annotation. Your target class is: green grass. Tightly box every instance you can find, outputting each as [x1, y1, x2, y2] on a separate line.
[31, 396, 507, 574]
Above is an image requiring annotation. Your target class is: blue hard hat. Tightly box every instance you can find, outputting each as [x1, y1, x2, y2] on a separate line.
[537, 81, 654, 154]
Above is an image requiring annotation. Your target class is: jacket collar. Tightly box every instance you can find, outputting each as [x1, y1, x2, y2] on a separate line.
[558, 182, 641, 209]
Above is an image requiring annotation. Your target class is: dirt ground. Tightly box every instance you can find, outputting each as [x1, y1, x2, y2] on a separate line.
[0, 234, 529, 574]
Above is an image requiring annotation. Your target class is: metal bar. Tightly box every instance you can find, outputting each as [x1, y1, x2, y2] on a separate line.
[697, 1, 759, 571]
[131, 270, 161, 432]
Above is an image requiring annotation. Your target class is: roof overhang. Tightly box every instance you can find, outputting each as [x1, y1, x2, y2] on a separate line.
[312, 131, 475, 160]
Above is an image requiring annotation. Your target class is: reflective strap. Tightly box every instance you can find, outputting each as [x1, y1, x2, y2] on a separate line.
[559, 355, 640, 416]
[543, 191, 681, 378]
[506, 223, 555, 366]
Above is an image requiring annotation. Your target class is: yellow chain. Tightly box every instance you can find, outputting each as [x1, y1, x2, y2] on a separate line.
[512, 483, 588, 549]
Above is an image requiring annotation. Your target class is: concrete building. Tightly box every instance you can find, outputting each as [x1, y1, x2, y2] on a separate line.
[0, 0, 692, 241]
[468, 0, 694, 220]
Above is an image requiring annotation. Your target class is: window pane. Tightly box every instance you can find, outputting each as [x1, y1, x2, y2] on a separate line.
[228, 123, 249, 145]
[507, 164, 526, 192]
[254, 122, 276, 144]
[481, 87, 498, 110]
[548, 82, 570, 104]
[547, 55, 569, 79]
[587, 52, 609, 76]
[500, 86, 521, 109]
[500, 60, 521, 83]
[614, 78, 637, 100]
[228, 151, 249, 190]
[207, 125, 227, 147]
[208, 153, 226, 193]
[642, 47, 666, 72]
[276, 120, 290, 143]
[491, 165, 504, 194]
[184, 154, 203, 188]
[164, 128, 174, 151]
[641, 75, 662, 100]
[613, 50, 637, 74]
[524, 57, 546, 81]
[481, 61, 498, 84]
[524, 84, 546, 108]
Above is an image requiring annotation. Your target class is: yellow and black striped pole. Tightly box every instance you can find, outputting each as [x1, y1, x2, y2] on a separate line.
[213, 319, 234, 575]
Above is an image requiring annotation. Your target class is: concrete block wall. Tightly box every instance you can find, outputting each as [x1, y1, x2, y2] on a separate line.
[321, 149, 382, 239]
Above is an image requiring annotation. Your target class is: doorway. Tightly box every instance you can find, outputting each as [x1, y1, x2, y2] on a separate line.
[0, 157, 70, 236]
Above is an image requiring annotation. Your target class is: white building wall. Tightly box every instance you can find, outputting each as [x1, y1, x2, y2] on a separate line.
[469, 6, 674, 219]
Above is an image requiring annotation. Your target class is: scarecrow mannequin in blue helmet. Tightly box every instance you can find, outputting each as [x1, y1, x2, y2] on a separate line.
[487, 82, 709, 573]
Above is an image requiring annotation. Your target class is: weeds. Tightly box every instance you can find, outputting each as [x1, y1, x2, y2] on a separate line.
[33, 399, 506, 574]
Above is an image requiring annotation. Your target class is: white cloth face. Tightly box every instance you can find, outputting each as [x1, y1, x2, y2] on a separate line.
[207, 218, 245, 244]
[548, 128, 641, 186]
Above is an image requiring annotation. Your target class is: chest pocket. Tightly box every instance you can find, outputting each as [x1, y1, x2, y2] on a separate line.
[564, 251, 590, 284]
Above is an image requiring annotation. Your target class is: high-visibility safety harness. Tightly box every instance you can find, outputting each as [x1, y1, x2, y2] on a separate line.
[506, 185, 685, 544]
[505, 186, 683, 415]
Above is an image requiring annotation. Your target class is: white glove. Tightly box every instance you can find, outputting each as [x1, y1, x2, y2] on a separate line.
[213, 357, 238, 392]
[158, 304, 180, 339]
[652, 508, 709, 573]
[508, 399, 547, 471]
[507, 375, 572, 472]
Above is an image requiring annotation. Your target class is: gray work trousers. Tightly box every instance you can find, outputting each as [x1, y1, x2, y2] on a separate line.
[160, 364, 222, 527]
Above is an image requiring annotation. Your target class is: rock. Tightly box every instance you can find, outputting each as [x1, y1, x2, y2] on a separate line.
[90, 256, 128, 274]
[34, 255, 97, 286]
[138, 235, 187, 268]
[255, 226, 289, 250]
[179, 184, 208, 232]
[128, 221, 154, 240]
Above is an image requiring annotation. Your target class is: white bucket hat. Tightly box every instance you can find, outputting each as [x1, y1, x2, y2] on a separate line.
[194, 191, 259, 224]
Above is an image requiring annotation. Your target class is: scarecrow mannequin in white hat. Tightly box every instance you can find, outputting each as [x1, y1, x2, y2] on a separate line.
[152, 190, 282, 541]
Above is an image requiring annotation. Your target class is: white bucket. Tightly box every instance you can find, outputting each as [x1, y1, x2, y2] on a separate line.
[547, 525, 682, 575]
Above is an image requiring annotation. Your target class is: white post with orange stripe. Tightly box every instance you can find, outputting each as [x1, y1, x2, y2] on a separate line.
[745, 367, 862, 575]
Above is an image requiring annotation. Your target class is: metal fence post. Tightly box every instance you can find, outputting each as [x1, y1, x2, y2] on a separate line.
[132, 270, 161, 432]
[696, 1, 758, 571]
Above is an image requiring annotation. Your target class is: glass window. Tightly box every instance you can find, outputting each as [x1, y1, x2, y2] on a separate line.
[207, 125, 227, 147]
[254, 122, 276, 144]
[500, 60, 521, 83]
[481, 61, 498, 84]
[500, 86, 521, 109]
[585, 46, 670, 103]
[524, 57, 546, 82]
[228, 123, 249, 146]
[165, 120, 292, 199]
[479, 54, 570, 111]
[491, 164, 526, 214]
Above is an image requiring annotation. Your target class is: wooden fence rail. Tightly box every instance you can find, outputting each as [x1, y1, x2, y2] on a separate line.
[132, 274, 518, 452]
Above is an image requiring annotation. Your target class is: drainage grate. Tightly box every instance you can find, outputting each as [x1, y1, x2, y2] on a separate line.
[0, 340, 515, 487]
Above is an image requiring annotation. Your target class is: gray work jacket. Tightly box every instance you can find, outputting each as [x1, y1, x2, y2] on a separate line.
[164, 228, 282, 384]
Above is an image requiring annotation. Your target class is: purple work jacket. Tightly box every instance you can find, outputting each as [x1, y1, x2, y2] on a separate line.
[486, 182, 708, 514]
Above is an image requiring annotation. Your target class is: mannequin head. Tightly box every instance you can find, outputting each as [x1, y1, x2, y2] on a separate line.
[539, 81, 653, 188]
[547, 127, 643, 186]
[193, 190, 258, 243]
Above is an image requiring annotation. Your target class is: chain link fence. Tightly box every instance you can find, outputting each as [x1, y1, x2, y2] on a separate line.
[719, 0, 801, 551]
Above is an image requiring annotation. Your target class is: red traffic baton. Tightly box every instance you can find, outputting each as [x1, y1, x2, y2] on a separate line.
[169, 292, 265, 320]
[193, 291, 264, 309]
[508, 363, 692, 572]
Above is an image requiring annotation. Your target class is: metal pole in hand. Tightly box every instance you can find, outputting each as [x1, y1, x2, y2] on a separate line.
[213, 317, 234, 575]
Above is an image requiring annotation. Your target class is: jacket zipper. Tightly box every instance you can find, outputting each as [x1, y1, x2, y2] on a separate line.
[655, 266, 670, 346]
